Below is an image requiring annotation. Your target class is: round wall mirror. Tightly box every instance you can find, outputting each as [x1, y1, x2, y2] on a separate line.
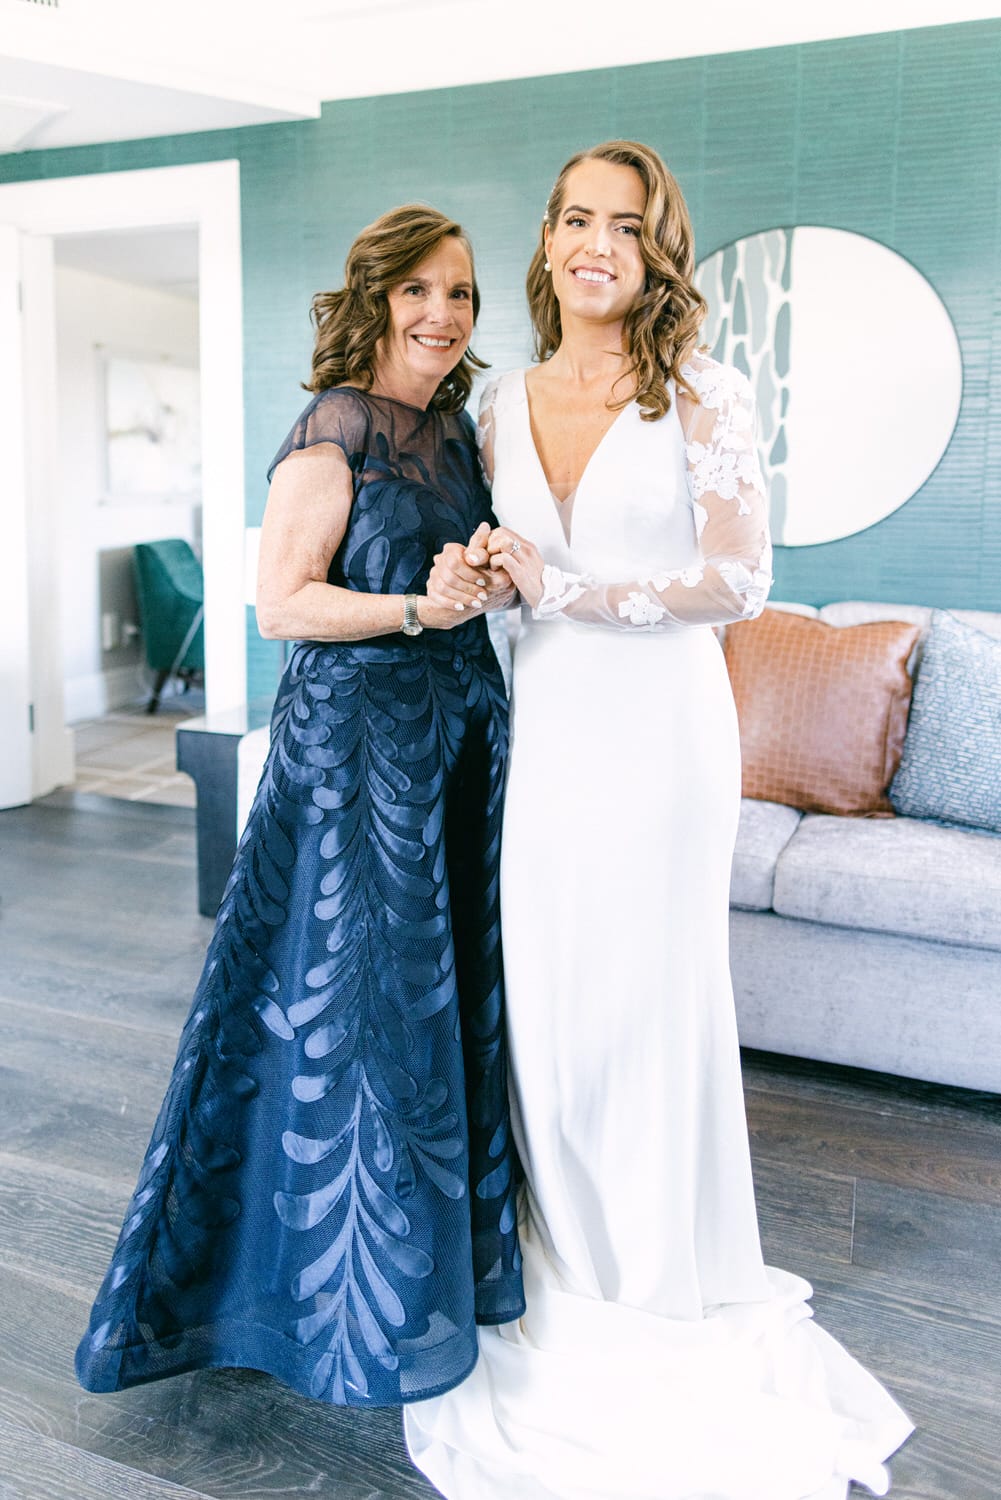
[694, 227, 962, 547]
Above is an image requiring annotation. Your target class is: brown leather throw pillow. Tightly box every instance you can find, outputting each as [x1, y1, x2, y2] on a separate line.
[723, 608, 921, 816]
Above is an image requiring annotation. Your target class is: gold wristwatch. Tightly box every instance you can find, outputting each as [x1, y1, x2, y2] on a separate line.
[402, 594, 423, 637]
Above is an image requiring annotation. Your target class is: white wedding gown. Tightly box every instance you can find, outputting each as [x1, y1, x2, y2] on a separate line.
[404, 354, 913, 1500]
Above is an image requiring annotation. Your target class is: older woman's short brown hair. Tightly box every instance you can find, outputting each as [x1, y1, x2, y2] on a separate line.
[526, 140, 707, 420]
[305, 203, 487, 414]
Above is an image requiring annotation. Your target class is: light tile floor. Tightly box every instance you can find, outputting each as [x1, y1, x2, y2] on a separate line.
[70, 703, 201, 808]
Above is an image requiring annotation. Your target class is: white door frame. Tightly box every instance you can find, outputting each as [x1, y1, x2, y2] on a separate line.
[0, 225, 36, 808]
[0, 160, 246, 805]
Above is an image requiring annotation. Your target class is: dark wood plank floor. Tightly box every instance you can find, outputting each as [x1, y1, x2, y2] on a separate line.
[1, 791, 998, 1499]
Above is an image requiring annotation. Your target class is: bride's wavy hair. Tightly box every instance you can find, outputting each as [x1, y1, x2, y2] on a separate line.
[526, 140, 707, 420]
[305, 204, 487, 413]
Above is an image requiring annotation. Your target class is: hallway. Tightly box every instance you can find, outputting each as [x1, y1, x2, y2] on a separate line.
[70, 707, 198, 808]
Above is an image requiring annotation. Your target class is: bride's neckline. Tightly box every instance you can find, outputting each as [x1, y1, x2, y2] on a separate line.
[519, 367, 631, 507]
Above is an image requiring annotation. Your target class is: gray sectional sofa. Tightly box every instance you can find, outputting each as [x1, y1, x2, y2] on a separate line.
[727, 601, 1001, 1094]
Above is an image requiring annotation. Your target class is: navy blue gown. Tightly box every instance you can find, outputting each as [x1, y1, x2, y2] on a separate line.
[75, 388, 525, 1407]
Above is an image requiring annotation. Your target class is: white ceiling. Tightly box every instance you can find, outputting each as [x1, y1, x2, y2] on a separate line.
[0, 54, 312, 153]
[2, 0, 1000, 154]
[53, 226, 199, 300]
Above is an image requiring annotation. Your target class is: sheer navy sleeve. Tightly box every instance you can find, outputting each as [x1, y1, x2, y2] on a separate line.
[267, 387, 371, 482]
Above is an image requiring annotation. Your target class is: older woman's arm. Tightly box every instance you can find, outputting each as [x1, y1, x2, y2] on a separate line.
[256, 444, 467, 640]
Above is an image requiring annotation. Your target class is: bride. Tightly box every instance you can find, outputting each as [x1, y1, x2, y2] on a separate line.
[406, 140, 913, 1500]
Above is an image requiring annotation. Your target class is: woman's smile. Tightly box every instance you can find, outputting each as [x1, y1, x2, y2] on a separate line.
[570, 265, 616, 285]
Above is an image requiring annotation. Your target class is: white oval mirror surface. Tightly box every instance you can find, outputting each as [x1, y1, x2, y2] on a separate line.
[694, 227, 962, 546]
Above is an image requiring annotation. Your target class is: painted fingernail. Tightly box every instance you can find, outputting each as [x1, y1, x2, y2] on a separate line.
[454, 602, 465, 611]
[477, 592, 488, 602]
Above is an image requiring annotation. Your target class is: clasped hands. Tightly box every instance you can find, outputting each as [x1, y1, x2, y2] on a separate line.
[427, 521, 544, 615]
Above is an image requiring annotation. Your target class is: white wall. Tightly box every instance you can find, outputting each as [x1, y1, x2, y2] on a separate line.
[55, 264, 200, 721]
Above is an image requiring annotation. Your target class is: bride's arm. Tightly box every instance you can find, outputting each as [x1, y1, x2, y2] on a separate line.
[491, 361, 772, 630]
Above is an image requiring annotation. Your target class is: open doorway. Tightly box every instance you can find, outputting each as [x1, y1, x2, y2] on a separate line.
[54, 225, 203, 808]
[0, 161, 247, 812]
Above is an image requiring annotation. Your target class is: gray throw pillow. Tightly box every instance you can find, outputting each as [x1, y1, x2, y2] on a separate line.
[889, 610, 1001, 834]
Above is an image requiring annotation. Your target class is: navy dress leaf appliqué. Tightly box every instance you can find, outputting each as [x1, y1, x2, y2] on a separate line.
[75, 389, 525, 1408]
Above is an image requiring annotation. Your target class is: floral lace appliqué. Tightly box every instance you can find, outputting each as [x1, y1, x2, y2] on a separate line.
[649, 567, 705, 591]
[534, 564, 592, 619]
[618, 592, 668, 626]
[684, 442, 758, 509]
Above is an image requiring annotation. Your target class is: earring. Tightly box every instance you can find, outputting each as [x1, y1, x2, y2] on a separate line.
[544, 260, 552, 272]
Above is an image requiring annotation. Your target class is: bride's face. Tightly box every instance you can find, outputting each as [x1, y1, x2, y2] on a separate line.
[544, 159, 647, 329]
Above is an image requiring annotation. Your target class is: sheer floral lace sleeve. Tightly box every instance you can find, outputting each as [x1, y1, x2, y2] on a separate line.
[476, 378, 500, 491]
[533, 355, 773, 629]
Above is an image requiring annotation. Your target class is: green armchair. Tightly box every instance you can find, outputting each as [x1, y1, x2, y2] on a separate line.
[133, 539, 205, 713]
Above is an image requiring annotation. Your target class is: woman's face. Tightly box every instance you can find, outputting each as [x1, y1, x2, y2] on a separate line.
[544, 158, 648, 329]
[375, 236, 475, 399]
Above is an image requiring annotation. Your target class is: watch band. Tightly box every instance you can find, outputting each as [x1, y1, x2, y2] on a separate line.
[402, 594, 423, 636]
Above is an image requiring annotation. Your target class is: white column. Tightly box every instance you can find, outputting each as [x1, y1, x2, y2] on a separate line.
[22, 231, 74, 795]
[199, 162, 247, 714]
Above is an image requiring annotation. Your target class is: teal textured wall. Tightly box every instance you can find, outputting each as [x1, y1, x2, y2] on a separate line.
[3, 19, 1000, 698]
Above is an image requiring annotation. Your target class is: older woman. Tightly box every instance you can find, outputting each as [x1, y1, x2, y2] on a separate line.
[75, 204, 524, 1410]
[407, 144, 912, 1499]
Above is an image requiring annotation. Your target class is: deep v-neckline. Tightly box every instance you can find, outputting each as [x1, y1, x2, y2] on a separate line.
[520, 369, 633, 535]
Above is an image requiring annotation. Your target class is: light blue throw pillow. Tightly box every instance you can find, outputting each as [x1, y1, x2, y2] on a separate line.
[890, 610, 1001, 834]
